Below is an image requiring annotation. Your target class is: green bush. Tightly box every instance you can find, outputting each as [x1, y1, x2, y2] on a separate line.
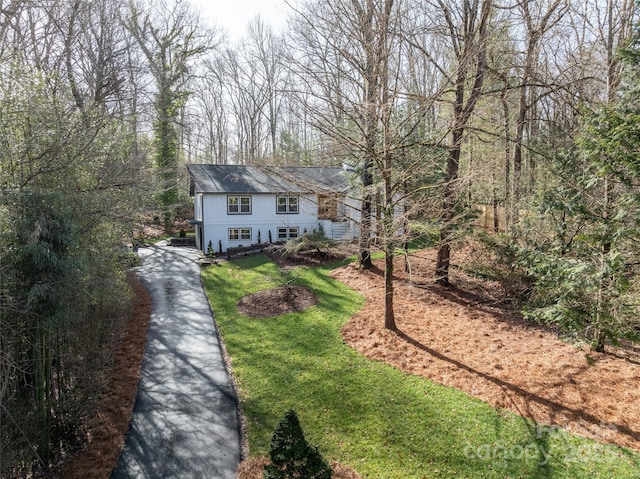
[264, 410, 332, 479]
[472, 232, 533, 302]
[520, 246, 640, 351]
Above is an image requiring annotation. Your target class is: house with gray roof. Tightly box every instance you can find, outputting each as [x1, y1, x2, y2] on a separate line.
[187, 164, 360, 254]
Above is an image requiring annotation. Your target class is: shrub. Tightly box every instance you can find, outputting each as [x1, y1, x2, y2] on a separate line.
[521, 246, 640, 352]
[470, 232, 533, 302]
[263, 410, 332, 479]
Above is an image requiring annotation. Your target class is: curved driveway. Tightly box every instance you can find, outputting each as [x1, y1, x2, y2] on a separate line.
[112, 244, 240, 479]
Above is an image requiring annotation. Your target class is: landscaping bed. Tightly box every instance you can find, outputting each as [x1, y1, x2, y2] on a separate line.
[60, 246, 640, 478]
[333, 250, 640, 451]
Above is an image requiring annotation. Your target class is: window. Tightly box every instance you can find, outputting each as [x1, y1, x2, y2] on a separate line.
[277, 227, 299, 240]
[228, 195, 251, 214]
[228, 228, 251, 241]
[318, 194, 338, 220]
[276, 196, 299, 214]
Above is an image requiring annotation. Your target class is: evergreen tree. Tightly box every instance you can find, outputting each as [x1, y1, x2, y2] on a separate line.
[264, 410, 332, 479]
[1, 190, 79, 462]
[518, 8, 640, 352]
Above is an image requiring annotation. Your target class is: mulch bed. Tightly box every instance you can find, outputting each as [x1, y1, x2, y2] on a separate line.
[236, 456, 362, 479]
[60, 244, 640, 479]
[333, 250, 640, 451]
[237, 285, 319, 318]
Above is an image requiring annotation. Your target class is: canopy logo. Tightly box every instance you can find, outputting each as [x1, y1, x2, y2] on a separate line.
[463, 421, 619, 466]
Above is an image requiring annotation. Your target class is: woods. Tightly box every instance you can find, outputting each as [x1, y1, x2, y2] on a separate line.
[1, 0, 639, 475]
[0, 0, 153, 474]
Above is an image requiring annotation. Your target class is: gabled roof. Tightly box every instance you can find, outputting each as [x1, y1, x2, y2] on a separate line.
[187, 164, 352, 195]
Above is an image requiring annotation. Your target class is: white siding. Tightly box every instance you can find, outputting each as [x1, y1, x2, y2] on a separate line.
[201, 193, 326, 253]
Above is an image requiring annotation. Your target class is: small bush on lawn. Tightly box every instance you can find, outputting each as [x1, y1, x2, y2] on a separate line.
[264, 409, 332, 479]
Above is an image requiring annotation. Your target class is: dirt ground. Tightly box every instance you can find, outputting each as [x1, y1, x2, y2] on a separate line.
[332, 250, 640, 451]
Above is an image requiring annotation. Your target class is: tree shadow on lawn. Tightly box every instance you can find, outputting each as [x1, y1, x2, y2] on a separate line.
[334, 254, 640, 453]
[220, 252, 640, 476]
[396, 328, 640, 448]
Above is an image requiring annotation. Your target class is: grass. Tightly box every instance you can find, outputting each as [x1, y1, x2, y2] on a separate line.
[201, 254, 640, 478]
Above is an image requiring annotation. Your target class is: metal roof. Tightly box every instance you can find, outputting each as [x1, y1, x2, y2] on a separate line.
[187, 164, 352, 195]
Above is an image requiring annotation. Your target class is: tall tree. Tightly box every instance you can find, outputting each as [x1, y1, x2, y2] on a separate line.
[0, 1, 151, 473]
[127, 0, 211, 232]
[220, 43, 269, 163]
[193, 58, 229, 163]
[245, 18, 288, 161]
[289, 0, 414, 328]
[509, 0, 569, 226]
[378, 0, 401, 329]
[431, 0, 493, 286]
[289, 0, 397, 271]
[1, 191, 80, 464]
[500, 0, 639, 353]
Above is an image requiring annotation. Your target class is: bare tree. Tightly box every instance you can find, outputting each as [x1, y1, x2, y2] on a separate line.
[288, 0, 397, 271]
[244, 18, 289, 161]
[508, 0, 569, 226]
[424, 0, 493, 286]
[126, 0, 212, 232]
[288, 0, 444, 328]
[193, 58, 230, 163]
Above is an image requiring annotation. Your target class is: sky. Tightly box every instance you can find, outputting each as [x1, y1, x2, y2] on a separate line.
[194, 0, 291, 42]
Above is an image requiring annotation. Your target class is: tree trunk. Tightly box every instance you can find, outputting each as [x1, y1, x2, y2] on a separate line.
[383, 119, 396, 329]
[356, 0, 377, 270]
[358, 157, 374, 269]
[502, 87, 512, 230]
[436, 126, 463, 286]
[434, 0, 491, 286]
[512, 82, 528, 225]
[512, 0, 567, 225]
[384, 240, 396, 330]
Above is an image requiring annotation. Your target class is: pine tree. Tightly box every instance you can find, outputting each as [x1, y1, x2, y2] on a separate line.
[264, 410, 332, 479]
[519, 10, 640, 352]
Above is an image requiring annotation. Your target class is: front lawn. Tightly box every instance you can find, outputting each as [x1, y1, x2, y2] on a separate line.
[201, 255, 639, 478]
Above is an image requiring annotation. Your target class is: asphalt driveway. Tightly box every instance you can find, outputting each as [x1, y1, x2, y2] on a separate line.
[112, 244, 241, 479]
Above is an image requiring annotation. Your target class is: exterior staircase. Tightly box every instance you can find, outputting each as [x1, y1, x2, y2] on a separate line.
[331, 222, 352, 240]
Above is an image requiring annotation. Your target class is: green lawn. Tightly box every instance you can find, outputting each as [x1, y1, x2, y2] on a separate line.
[201, 254, 640, 478]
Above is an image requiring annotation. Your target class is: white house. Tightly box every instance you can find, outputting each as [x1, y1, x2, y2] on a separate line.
[187, 164, 361, 254]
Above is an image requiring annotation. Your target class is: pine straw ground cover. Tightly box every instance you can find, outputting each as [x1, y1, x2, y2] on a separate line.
[202, 253, 640, 478]
[60, 273, 152, 478]
[58, 246, 640, 478]
[334, 251, 640, 451]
